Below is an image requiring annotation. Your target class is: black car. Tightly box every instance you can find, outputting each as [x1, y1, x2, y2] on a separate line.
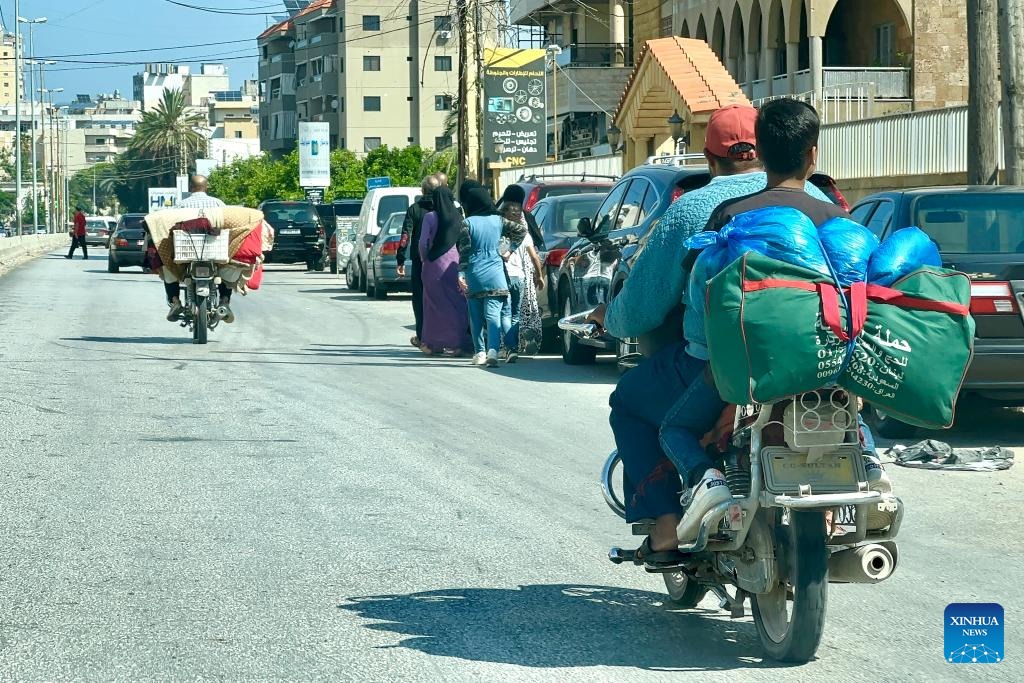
[530, 193, 608, 347]
[850, 186, 1024, 437]
[107, 213, 148, 273]
[555, 160, 712, 365]
[259, 200, 327, 271]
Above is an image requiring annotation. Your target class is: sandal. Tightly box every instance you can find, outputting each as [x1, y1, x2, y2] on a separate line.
[635, 537, 687, 570]
[410, 336, 421, 348]
[419, 344, 435, 356]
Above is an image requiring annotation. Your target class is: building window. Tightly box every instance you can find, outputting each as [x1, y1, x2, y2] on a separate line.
[364, 137, 381, 152]
[434, 56, 453, 72]
[435, 136, 452, 150]
[235, 130, 243, 139]
[660, 15, 672, 38]
[363, 15, 380, 31]
[434, 16, 453, 32]
[875, 23, 896, 67]
[434, 94, 452, 111]
[364, 96, 381, 111]
[261, 116, 269, 131]
[296, 63, 308, 87]
[363, 55, 381, 71]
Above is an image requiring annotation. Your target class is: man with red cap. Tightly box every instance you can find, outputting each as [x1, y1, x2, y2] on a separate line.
[587, 103, 836, 569]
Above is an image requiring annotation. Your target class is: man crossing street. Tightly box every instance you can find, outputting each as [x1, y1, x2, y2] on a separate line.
[66, 207, 88, 260]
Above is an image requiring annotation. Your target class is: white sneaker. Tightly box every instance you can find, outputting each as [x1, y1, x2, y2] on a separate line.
[864, 455, 897, 531]
[677, 469, 733, 542]
[485, 349, 499, 367]
[471, 352, 487, 366]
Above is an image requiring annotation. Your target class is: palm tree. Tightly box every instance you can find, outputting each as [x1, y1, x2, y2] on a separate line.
[131, 88, 208, 176]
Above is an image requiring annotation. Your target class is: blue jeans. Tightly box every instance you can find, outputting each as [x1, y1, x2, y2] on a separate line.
[468, 295, 509, 354]
[609, 341, 726, 523]
[504, 276, 523, 351]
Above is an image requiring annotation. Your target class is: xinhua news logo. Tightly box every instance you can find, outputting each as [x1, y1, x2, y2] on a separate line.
[945, 603, 1004, 664]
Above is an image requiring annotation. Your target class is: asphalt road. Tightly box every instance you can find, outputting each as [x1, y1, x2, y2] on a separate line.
[1, 250, 1022, 681]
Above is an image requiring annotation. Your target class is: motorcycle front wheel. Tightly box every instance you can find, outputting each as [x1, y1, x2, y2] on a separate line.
[193, 295, 208, 345]
[752, 508, 828, 663]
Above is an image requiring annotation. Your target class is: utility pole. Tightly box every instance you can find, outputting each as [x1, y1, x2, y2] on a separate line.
[999, 0, 1024, 184]
[967, 0, 1001, 185]
[456, 0, 469, 184]
[13, 0, 22, 235]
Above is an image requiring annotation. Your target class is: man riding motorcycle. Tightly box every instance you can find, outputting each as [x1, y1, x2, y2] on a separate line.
[588, 102, 889, 570]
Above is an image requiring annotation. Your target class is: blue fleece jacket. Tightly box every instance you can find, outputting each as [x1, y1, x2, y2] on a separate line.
[604, 171, 828, 360]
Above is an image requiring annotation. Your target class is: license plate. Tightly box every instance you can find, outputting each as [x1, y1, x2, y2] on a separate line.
[135, 240, 144, 246]
[280, 228, 301, 235]
[761, 445, 864, 494]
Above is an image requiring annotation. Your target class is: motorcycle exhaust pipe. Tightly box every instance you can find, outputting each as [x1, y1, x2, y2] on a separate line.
[216, 306, 229, 319]
[828, 542, 899, 584]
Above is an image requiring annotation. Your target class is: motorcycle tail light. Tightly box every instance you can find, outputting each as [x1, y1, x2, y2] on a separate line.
[971, 281, 1019, 314]
[545, 248, 569, 268]
[193, 265, 213, 278]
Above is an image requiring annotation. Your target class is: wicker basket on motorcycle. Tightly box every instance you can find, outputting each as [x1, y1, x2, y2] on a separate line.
[704, 251, 974, 429]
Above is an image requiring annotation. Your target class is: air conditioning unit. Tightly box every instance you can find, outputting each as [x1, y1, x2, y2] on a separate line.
[438, 30, 452, 40]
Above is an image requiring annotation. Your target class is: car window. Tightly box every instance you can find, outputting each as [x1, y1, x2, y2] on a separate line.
[334, 202, 362, 217]
[383, 215, 405, 235]
[849, 202, 877, 227]
[616, 179, 651, 229]
[532, 203, 549, 227]
[866, 200, 895, 237]
[264, 204, 319, 223]
[539, 185, 611, 200]
[594, 181, 630, 235]
[85, 219, 106, 229]
[118, 215, 146, 231]
[911, 192, 1024, 253]
[377, 196, 410, 227]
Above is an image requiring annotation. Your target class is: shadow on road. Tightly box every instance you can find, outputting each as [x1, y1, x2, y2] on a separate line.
[62, 336, 193, 346]
[299, 288, 350, 295]
[338, 584, 779, 671]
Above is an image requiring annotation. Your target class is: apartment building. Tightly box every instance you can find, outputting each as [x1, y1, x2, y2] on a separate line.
[0, 27, 21, 107]
[258, 0, 467, 157]
[669, 0, 967, 116]
[207, 83, 261, 167]
[133, 64, 190, 112]
[510, 1, 633, 158]
[183, 64, 231, 109]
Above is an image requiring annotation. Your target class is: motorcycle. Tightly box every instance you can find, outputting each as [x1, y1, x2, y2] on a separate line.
[172, 227, 231, 345]
[559, 310, 904, 663]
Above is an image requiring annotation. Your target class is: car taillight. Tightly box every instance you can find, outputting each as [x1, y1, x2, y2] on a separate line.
[833, 190, 851, 212]
[671, 187, 685, 202]
[100, 229, 109, 236]
[545, 248, 569, 268]
[381, 239, 400, 255]
[525, 187, 541, 212]
[970, 281, 1020, 314]
[115, 238, 128, 247]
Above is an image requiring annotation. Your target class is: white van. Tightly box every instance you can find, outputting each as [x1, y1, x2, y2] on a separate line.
[345, 187, 421, 291]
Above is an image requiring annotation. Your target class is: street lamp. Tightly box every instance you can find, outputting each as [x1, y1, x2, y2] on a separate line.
[18, 16, 47, 234]
[667, 110, 688, 155]
[39, 87, 64, 233]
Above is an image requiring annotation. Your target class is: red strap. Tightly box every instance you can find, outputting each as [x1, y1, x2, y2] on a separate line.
[742, 277, 969, 317]
[848, 281, 868, 338]
[817, 282, 849, 341]
[864, 283, 970, 316]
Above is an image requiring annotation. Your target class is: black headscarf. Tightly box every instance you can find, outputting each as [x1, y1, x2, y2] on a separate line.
[427, 187, 462, 262]
[500, 185, 527, 205]
[498, 184, 545, 251]
[459, 180, 498, 218]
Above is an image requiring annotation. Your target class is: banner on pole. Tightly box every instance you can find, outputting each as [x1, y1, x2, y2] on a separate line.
[299, 121, 331, 188]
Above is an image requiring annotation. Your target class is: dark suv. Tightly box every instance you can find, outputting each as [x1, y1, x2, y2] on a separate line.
[259, 200, 327, 271]
[850, 186, 1024, 437]
[107, 213, 148, 273]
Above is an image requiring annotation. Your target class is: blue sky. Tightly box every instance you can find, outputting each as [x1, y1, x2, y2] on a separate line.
[2, 0, 275, 101]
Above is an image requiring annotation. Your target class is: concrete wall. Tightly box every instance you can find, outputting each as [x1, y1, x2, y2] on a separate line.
[836, 171, 972, 205]
[0, 234, 69, 276]
[913, 1, 969, 108]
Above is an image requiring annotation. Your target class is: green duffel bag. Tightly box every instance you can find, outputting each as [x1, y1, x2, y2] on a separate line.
[704, 252, 847, 405]
[705, 253, 975, 428]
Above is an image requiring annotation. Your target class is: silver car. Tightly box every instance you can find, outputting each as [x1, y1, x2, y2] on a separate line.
[363, 212, 410, 300]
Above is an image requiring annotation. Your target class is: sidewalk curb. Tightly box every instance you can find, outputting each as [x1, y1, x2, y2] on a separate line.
[0, 234, 71, 277]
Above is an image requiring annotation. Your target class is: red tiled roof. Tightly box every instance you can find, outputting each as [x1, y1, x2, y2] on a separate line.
[294, 0, 334, 20]
[615, 37, 750, 122]
[258, 18, 293, 41]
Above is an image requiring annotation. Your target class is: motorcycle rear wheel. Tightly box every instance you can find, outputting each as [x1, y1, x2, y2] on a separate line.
[752, 509, 828, 663]
[663, 571, 705, 608]
[193, 295, 208, 345]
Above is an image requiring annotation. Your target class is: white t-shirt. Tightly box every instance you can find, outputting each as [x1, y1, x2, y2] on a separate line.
[504, 230, 534, 279]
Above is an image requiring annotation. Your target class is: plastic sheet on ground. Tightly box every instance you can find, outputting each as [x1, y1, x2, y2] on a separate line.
[886, 439, 1015, 471]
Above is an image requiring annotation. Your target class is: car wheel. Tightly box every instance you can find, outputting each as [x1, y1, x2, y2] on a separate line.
[358, 263, 368, 293]
[306, 258, 317, 271]
[346, 261, 359, 290]
[374, 281, 388, 300]
[868, 405, 918, 439]
[330, 259, 338, 275]
[107, 258, 119, 273]
[365, 266, 376, 297]
[561, 295, 597, 365]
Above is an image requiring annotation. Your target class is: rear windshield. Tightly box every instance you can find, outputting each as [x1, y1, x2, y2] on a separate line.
[120, 215, 146, 230]
[334, 202, 362, 217]
[377, 196, 410, 227]
[85, 219, 106, 228]
[546, 196, 603, 246]
[539, 185, 611, 201]
[118, 229, 145, 240]
[264, 203, 319, 223]
[911, 193, 1024, 254]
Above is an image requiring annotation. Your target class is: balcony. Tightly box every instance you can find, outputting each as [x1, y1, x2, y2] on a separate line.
[553, 43, 634, 69]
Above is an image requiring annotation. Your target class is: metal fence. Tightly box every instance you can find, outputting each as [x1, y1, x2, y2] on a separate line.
[823, 67, 911, 99]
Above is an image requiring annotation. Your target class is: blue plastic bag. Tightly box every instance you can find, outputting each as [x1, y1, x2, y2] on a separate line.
[684, 206, 831, 282]
[867, 226, 942, 286]
[818, 217, 879, 287]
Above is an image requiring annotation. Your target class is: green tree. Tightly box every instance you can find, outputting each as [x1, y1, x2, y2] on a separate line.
[68, 162, 118, 213]
[131, 88, 207, 175]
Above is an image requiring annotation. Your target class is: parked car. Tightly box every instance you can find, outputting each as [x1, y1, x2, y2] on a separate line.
[329, 199, 362, 274]
[363, 212, 411, 299]
[556, 155, 850, 369]
[0, 227, 8, 238]
[850, 186, 1024, 437]
[346, 187, 420, 292]
[530, 193, 608, 348]
[84, 217, 112, 247]
[502, 175, 616, 215]
[259, 200, 327, 271]
[107, 213, 148, 273]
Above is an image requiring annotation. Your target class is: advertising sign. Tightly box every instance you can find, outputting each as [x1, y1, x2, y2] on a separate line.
[298, 121, 331, 188]
[148, 188, 180, 212]
[483, 48, 547, 168]
[366, 176, 391, 190]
